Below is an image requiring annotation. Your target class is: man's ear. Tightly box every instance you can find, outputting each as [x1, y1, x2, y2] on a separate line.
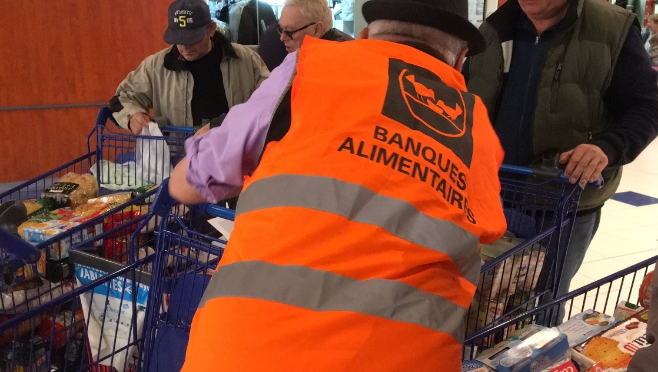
[358, 27, 369, 39]
[453, 47, 469, 71]
[208, 21, 218, 37]
[314, 22, 326, 37]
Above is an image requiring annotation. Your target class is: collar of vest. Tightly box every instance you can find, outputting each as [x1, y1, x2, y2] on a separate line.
[486, 0, 583, 41]
[164, 33, 239, 72]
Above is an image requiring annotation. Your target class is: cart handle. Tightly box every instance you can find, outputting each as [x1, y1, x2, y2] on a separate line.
[500, 164, 604, 189]
[94, 106, 195, 134]
[0, 228, 42, 266]
[94, 106, 121, 129]
[151, 178, 237, 221]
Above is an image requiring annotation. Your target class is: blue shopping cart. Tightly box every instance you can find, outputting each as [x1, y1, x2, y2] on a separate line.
[0, 107, 193, 370]
[0, 209, 158, 371]
[467, 163, 603, 337]
[464, 254, 658, 361]
[0, 106, 193, 272]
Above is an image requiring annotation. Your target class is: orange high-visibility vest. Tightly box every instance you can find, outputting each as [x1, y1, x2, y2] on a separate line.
[182, 38, 506, 372]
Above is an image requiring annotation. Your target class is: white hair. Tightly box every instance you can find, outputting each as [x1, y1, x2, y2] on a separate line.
[284, 0, 333, 29]
[367, 20, 468, 66]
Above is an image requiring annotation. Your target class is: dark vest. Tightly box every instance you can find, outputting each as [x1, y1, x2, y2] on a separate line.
[468, 0, 636, 210]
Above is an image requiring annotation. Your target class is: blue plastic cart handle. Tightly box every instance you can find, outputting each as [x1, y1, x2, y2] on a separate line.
[94, 106, 121, 128]
[160, 126, 195, 134]
[499, 164, 604, 189]
[151, 178, 236, 220]
[94, 107, 195, 134]
[0, 229, 42, 265]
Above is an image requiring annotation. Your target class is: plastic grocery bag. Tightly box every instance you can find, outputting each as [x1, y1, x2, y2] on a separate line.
[135, 123, 172, 186]
[76, 263, 149, 372]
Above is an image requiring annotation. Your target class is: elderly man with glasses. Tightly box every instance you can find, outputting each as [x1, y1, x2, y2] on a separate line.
[259, 0, 352, 69]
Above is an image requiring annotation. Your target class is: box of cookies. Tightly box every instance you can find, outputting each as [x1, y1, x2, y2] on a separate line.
[573, 309, 650, 369]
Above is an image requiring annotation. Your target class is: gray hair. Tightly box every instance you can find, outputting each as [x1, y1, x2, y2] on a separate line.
[284, 0, 333, 29]
[367, 20, 468, 66]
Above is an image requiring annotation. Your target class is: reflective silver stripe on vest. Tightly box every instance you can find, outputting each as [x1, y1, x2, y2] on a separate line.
[237, 174, 480, 285]
[200, 260, 467, 342]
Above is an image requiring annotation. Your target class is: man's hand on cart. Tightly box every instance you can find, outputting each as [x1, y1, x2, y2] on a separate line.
[559, 144, 609, 187]
[128, 112, 151, 135]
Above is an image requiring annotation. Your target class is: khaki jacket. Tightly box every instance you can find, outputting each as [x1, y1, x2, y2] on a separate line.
[113, 35, 269, 129]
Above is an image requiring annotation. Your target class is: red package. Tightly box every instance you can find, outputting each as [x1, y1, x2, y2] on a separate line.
[0, 312, 47, 345]
[639, 271, 653, 308]
[103, 205, 149, 238]
[37, 309, 84, 349]
[546, 360, 578, 372]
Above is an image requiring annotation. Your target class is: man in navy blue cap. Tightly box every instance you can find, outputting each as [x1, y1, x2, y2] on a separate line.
[110, 0, 269, 135]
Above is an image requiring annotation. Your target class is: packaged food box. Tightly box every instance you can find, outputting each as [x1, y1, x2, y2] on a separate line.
[574, 309, 650, 369]
[476, 325, 546, 365]
[613, 301, 644, 321]
[22, 221, 85, 259]
[462, 360, 494, 371]
[477, 327, 569, 372]
[479, 236, 545, 300]
[556, 310, 619, 347]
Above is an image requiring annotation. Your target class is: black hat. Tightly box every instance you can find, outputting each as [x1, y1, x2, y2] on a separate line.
[362, 0, 486, 56]
[163, 0, 212, 45]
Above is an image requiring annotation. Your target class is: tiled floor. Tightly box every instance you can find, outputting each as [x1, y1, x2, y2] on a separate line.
[569, 139, 658, 292]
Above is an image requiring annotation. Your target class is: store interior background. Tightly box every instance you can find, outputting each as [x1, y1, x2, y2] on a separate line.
[0, 0, 656, 294]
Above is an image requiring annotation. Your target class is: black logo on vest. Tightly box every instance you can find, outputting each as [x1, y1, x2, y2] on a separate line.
[382, 59, 475, 167]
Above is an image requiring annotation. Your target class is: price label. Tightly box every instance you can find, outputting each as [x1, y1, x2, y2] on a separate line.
[44, 182, 79, 194]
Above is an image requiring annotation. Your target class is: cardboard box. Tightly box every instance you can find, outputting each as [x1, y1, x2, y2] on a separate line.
[556, 310, 619, 347]
[573, 309, 650, 369]
[478, 328, 569, 372]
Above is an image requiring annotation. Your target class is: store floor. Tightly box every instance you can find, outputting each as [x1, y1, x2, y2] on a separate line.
[569, 138, 658, 293]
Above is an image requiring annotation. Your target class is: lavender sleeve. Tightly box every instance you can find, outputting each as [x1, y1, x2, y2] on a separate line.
[184, 52, 298, 203]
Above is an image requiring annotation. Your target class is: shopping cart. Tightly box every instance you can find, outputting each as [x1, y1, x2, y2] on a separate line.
[466, 163, 603, 337]
[0, 213, 158, 371]
[131, 179, 233, 372]
[464, 254, 658, 360]
[0, 107, 190, 329]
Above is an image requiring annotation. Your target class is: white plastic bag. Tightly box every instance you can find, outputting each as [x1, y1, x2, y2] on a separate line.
[135, 123, 172, 186]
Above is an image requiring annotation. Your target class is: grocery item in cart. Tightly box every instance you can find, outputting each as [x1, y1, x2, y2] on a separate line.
[613, 301, 644, 320]
[556, 310, 619, 347]
[479, 234, 546, 300]
[462, 360, 493, 371]
[37, 309, 84, 349]
[0, 278, 71, 314]
[468, 298, 507, 337]
[0, 335, 48, 371]
[40, 173, 98, 208]
[478, 327, 570, 372]
[75, 260, 149, 372]
[21, 199, 56, 218]
[86, 192, 133, 205]
[574, 309, 650, 369]
[639, 271, 653, 308]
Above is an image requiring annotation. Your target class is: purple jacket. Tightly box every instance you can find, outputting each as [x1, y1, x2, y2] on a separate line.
[184, 52, 297, 203]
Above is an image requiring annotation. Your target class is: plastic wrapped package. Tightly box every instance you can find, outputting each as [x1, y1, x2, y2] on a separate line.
[40, 173, 99, 208]
[0, 278, 71, 314]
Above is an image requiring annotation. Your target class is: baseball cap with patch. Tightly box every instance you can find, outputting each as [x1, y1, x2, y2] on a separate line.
[163, 0, 212, 45]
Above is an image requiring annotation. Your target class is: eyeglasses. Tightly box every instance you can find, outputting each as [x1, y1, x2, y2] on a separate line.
[276, 22, 317, 40]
